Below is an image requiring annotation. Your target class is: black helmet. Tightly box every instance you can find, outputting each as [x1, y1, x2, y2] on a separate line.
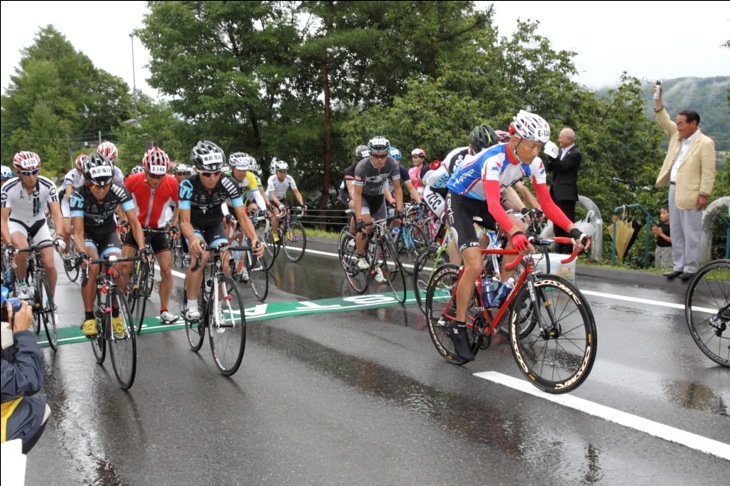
[354, 145, 369, 162]
[469, 124, 498, 153]
[190, 140, 226, 172]
[83, 152, 114, 186]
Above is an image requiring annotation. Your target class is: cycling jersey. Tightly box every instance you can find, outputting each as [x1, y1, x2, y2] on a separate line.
[353, 156, 400, 196]
[266, 174, 298, 200]
[425, 146, 470, 189]
[227, 171, 266, 210]
[408, 165, 424, 193]
[69, 184, 135, 231]
[124, 172, 179, 228]
[1, 176, 59, 225]
[178, 174, 243, 229]
[59, 168, 85, 195]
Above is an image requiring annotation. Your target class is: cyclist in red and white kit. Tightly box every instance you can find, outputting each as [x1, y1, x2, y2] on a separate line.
[118, 147, 180, 324]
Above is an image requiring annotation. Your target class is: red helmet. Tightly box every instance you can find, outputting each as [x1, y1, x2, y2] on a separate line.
[75, 154, 88, 171]
[495, 130, 511, 143]
[13, 151, 41, 172]
[143, 147, 170, 175]
[97, 141, 118, 163]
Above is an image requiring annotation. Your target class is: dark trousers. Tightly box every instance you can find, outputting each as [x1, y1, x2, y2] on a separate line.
[554, 199, 576, 254]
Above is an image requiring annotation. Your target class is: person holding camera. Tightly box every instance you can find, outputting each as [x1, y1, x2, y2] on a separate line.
[1, 288, 50, 454]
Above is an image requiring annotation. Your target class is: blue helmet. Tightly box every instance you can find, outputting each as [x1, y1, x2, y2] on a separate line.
[388, 147, 401, 160]
[0, 165, 13, 180]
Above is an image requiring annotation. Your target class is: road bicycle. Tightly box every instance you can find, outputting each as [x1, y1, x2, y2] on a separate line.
[251, 209, 279, 271]
[684, 259, 729, 367]
[62, 233, 80, 283]
[338, 215, 407, 304]
[13, 241, 61, 351]
[392, 203, 432, 268]
[128, 228, 164, 334]
[170, 226, 189, 269]
[183, 244, 247, 376]
[425, 235, 596, 394]
[81, 253, 141, 390]
[274, 205, 307, 263]
[229, 223, 269, 302]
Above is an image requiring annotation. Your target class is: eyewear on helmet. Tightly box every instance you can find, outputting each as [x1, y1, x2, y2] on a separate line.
[200, 170, 222, 178]
[20, 169, 40, 176]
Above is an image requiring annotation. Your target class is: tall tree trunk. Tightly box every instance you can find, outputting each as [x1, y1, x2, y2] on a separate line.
[320, 52, 332, 230]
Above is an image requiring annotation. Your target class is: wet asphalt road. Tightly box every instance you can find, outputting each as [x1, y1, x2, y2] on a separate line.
[21, 237, 730, 485]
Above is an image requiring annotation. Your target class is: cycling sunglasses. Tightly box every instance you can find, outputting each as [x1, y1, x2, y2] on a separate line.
[200, 171, 222, 178]
[20, 169, 40, 176]
[146, 172, 164, 180]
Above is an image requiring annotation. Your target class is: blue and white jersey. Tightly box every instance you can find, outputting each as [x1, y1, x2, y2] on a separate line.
[446, 143, 547, 201]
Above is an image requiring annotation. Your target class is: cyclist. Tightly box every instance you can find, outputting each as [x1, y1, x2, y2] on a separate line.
[352, 136, 404, 282]
[118, 147, 180, 325]
[70, 153, 147, 338]
[408, 148, 427, 197]
[339, 145, 370, 235]
[96, 141, 126, 186]
[173, 163, 193, 184]
[59, 154, 88, 266]
[179, 141, 263, 321]
[0, 165, 13, 187]
[1, 152, 65, 301]
[266, 158, 305, 242]
[444, 111, 589, 361]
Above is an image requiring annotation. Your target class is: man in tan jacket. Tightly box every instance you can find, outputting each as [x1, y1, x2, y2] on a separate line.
[653, 84, 716, 281]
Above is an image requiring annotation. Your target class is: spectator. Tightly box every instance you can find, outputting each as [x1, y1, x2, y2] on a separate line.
[652, 204, 672, 269]
[544, 127, 582, 254]
[653, 84, 716, 281]
[1, 289, 50, 454]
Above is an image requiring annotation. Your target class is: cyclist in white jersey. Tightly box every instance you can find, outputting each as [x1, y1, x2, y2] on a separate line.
[1, 152, 65, 300]
[266, 158, 305, 242]
[59, 154, 87, 261]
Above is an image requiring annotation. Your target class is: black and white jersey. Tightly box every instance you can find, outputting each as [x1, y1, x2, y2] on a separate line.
[0, 176, 59, 224]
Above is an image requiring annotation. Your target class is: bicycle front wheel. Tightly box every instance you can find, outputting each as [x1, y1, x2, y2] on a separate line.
[131, 262, 150, 334]
[63, 247, 80, 282]
[108, 287, 137, 390]
[37, 275, 58, 351]
[413, 245, 447, 316]
[379, 238, 407, 304]
[261, 228, 278, 270]
[339, 232, 368, 294]
[685, 260, 729, 367]
[91, 305, 106, 365]
[509, 275, 597, 394]
[425, 264, 468, 365]
[208, 275, 246, 376]
[282, 221, 307, 263]
[247, 251, 269, 302]
[183, 276, 206, 352]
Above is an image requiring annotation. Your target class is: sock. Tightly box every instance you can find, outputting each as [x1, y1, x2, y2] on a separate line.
[85, 311, 95, 320]
[187, 299, 198, 310]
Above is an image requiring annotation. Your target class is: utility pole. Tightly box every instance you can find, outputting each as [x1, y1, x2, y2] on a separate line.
[130, 33, 138, 119]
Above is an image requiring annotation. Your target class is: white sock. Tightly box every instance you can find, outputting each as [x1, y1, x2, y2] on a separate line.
[187, 299, 198, 310]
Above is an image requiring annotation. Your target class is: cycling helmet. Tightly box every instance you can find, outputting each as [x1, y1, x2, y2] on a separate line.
[354, 145, 369, 162]
[367, 136, 390, 154]
[0, 165, 13, 180]
[469, 124, 498, 152]
[271, 158, 289, 172]
[411, 148, 426, 157]
[75, 154, 88, 171]
[190, 140, 225, 172]
[143, 147, 170, 175]
[511, 110, 550, 143]
[12, 151, 41, 172]
[173, 163, 191, 175]
[130, 165, 145, 175]
[83, 152, 114, 186]
[229, 152, 256, 171]
[389, 146, 401, 160]
[97, 141, 118, 163]
[495, 130, 511, 143]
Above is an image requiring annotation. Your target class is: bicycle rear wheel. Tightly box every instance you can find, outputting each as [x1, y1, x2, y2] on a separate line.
[509, 275, 597, 393]
[247, 250, 269, 302]
[37, 274, 58, 351]
[183, 276, 206, 352]
[91, 300, 106, 365]
[282, 221, 306, 263]
[425, 264, 469, 364]
[685, 260, 729, 367]
[131, 261, 150, 334]
[413, 245, 447, 316]
[261, 228, 278, 270]
[108, 287, 137, 390]
[208, 275, 246, 376]
[339, 232, 368, 294]
[379, 238, 407, 304]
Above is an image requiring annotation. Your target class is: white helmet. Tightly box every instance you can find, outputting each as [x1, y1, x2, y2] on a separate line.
[271, 158, 289, 172]
[229, 152, 256, 171]
[511, 110, 551, 143]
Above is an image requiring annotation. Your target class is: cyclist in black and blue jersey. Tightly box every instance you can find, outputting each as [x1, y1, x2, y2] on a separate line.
[178, 141, 263, 322]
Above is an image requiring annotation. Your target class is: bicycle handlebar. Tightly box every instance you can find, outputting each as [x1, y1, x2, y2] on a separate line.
[501, 236, 589, 271]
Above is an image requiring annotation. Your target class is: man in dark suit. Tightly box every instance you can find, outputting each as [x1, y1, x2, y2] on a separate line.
[545, 127, 582, 254]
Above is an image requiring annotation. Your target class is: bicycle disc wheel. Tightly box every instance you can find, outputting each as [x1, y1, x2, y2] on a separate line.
[339, 232, 368, 294]
[132, 262, 150, 334]
[425, 264, 468, 365]
[37, 275, 58, 351]
[63, 247, 80, 283]
[379, 238, 406, 304]
[183, 277, 206, 352]
[208, 275, 246, 376]
[413, 246, 447, 316]
[509, 275, 597, 393]
[108, 287, 137, 390]
[283, 221, 306, 263]
[685, 260, 729, 367]
[247, 251, 269, 302]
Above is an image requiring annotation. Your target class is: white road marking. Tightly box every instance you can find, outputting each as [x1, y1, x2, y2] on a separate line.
[474, 371, 730, 461]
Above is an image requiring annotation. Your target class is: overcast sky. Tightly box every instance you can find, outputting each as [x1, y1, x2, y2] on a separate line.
[2, 1, 729, 100]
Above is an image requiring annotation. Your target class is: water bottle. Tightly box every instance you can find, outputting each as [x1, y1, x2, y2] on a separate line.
[391, 226, 400, 239]
[481, 277, 496, 308]
[492, 277, 515, 308]
[652, 80, 662, 100]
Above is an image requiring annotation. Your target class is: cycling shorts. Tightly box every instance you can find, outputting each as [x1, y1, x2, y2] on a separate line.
[7, 219, 51, 246]
[84, 226, 122, 258]
[446, 191, 496, 253]
[123, 229, 170, 254]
